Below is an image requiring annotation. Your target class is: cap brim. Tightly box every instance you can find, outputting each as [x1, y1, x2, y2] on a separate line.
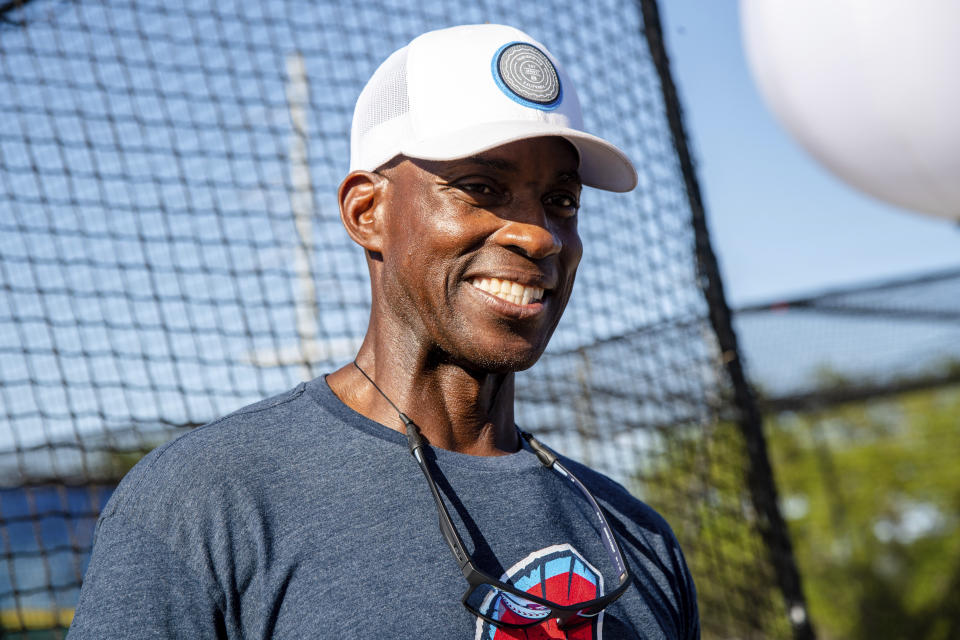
[400, 121, 638, 193]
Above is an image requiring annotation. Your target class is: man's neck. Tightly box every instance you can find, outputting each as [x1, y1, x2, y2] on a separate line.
[326, 339, 519, 457]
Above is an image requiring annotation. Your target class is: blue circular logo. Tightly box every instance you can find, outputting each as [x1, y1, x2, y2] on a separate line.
[493, 42, 562, 109]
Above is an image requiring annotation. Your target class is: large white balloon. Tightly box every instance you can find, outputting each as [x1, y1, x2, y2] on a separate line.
[740, 0, 960, 221]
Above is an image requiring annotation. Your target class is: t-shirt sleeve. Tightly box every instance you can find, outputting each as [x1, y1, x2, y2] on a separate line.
[679, 545, 700, 640]
[67, 515, 224, 640]
[661, 515, 700, 640]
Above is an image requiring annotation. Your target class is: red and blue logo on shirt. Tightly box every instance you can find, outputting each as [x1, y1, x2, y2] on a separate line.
[474, 544, 604, 640]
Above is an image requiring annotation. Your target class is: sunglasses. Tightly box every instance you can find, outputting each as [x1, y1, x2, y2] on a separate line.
[403, 418, 634, 630]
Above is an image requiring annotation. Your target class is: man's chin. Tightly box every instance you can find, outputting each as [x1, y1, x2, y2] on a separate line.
[451, 342, 549, 375]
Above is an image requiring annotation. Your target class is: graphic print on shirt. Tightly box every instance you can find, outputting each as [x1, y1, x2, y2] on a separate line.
[474, 543, 603, 640]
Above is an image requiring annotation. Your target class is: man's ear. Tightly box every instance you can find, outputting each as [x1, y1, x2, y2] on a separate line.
[338, 171, 387, 254]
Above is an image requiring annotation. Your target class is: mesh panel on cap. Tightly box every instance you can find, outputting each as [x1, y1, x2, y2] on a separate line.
[355, 48, 409, 137]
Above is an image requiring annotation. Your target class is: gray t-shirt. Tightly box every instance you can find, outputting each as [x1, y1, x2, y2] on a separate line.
[69, 376, 699, 639]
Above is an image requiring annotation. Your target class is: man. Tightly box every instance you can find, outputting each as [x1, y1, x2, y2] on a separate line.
[70, 24, 699, 639]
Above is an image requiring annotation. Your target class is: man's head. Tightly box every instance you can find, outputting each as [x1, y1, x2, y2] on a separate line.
[339, 25, 636, 374]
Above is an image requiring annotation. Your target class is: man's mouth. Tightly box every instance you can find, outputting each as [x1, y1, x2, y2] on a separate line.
[468, 277, 545, 306]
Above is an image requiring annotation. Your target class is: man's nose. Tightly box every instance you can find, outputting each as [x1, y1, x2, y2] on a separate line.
[491, 203, 563, 260]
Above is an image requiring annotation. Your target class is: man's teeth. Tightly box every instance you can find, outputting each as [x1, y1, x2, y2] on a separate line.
[469, 277, 544, 306]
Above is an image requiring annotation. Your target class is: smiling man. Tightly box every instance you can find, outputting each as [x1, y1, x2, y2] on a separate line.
[69, 24, 699, 640]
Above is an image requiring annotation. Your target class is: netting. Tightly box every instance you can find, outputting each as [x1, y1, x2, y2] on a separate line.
[732, 269, 960, 639]
[734, 267, 960, 411]
[0, 1, 798, 638]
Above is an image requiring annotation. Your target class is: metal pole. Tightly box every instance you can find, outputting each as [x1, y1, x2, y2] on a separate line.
[286, 52, 319, 381]
[638, 1, 816, 638]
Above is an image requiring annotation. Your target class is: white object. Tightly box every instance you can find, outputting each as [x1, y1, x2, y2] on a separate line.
[740, 0, 960, 220]
[350, 24, 637, 192]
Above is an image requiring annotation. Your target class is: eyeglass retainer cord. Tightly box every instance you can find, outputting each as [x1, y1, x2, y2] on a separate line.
[351, 360, 554, 467]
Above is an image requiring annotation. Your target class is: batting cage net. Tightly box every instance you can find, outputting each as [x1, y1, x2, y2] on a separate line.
[730, 267, 960, 639]
[0, 1, 803, 638]
[735, 267, 960, 412]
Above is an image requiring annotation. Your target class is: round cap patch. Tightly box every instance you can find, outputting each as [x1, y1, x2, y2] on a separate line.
[495, 43, 561, 107]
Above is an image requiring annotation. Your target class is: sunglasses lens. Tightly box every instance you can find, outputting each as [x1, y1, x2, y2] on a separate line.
[466, 583, 551, 625]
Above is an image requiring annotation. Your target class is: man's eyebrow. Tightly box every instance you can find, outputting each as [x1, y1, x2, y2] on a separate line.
[455, 155, 519, 172]
[449, 157, 581, 183]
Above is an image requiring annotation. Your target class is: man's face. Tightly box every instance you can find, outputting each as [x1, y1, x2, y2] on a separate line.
[375, 136, 583, 373]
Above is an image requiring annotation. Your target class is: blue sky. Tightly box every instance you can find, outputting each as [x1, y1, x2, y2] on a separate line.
[658, 1, 960, 306]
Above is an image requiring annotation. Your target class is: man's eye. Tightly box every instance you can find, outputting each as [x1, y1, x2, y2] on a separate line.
[545, 194, 580, 213]
[459, 183, 496, 195]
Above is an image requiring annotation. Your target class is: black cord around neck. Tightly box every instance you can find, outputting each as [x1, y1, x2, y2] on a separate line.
[353, 360, 406, 418]
[352, 360, 425, 457]
[352, 361, 537, 461]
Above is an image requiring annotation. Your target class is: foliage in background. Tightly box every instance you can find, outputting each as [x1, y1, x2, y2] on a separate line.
[637, 382, 960, 640]
[767, 384, 960, 640]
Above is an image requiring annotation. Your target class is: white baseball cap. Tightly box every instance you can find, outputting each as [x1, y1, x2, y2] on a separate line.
[350, 24, 638, 193]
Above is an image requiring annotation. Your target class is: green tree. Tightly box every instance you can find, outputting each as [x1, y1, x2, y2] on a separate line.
[634, 384, 960, 640]
[767, 385, 960, 640]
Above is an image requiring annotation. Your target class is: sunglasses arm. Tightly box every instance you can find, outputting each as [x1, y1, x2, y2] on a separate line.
[405, 418, 474, 574]
[520, 431, 557, 468]
[523, 430, 631, 583]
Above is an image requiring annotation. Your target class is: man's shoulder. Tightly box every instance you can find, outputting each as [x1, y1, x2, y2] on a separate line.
[557, 453, 678, 542]
[101, 381, 323, 523]
[139, 382, 309, 461]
